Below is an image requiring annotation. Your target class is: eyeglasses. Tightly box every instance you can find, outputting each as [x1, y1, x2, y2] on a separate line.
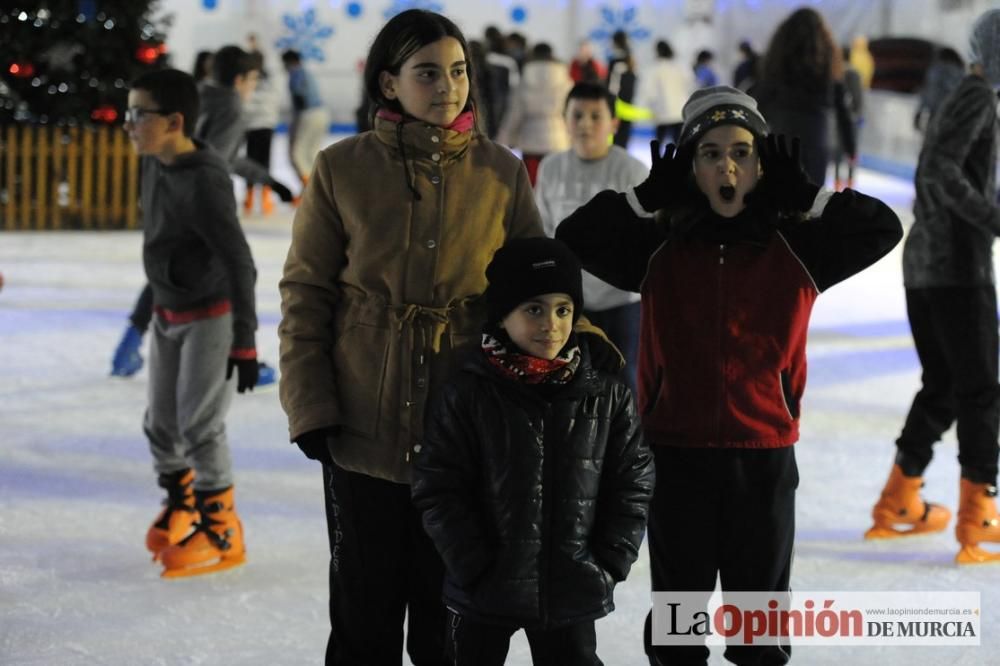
[124, 107, 170, 124]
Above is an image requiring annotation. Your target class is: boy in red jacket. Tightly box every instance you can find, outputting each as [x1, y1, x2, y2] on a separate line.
[557, 86, 902, 665]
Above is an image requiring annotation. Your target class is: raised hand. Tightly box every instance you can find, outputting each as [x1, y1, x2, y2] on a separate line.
[748, 134, 819, 215]
[633, 140, 696, 212]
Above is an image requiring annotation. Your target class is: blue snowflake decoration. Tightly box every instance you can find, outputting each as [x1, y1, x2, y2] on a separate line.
[588, 5, 651, 52]
[346, 2, 363, 18]
[384, 0, 444, 20]
[275, 9, 335, 62]
[510, 6, 527, 23]
[202, 0, 218, 9]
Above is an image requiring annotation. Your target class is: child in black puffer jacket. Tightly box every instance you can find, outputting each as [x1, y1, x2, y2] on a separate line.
[412, 237, 655, 666]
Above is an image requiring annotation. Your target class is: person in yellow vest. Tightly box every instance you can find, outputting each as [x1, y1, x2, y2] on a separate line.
[850, 35, 875, 89]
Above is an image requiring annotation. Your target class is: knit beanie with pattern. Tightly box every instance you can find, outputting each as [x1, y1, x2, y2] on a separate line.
[678, 85, 769, 149]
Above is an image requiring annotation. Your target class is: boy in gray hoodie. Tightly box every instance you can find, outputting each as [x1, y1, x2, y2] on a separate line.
[111, 46, 290, 384]
[124, 68, 257, 577]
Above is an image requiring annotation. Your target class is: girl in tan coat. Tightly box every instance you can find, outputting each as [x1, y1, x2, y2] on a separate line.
[278, 10, 621, 665]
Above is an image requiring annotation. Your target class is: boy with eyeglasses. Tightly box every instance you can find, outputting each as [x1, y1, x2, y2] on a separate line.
[123, 68, 257, 577]
[112, 46, 289, 384]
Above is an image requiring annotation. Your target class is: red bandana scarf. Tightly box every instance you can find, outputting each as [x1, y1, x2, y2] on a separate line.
[481, 332, 581, 385]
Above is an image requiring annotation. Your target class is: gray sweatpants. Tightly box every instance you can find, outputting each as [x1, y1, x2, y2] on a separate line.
[143, 312, 235, 491]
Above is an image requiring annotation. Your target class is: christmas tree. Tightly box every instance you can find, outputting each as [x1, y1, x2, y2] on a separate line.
[0, 1, 170, 126]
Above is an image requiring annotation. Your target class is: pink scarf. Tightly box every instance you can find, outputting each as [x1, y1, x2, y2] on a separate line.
[376, 108, 476, 133]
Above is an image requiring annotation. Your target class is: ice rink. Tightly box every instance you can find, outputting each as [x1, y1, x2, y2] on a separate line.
[2, 136, 999, 665]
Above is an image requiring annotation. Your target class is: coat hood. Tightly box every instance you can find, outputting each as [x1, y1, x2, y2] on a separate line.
[969, 9, 1000, 86]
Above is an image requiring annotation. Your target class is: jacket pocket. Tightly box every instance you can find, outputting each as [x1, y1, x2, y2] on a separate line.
[779, 369, 799, 420]
[332, 323, 391, 438]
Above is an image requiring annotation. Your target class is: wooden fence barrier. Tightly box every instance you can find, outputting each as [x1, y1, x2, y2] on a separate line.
[1, 124, 139, 230]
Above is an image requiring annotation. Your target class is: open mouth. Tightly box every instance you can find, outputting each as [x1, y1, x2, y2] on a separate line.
[719, 185, 736, 202]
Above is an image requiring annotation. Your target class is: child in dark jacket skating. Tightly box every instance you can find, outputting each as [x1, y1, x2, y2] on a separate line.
[123, 69, 259, 578]
[556, 86, 902, 665]
[412, 237, 655, 666]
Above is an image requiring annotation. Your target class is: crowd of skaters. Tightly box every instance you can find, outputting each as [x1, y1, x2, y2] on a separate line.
[469, 13, 884, 196]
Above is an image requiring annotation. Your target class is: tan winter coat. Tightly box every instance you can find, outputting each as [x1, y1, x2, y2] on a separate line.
[278, 116, 543, 483]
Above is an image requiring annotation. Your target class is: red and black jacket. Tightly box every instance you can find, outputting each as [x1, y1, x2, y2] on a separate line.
[556, 189, 902, 448]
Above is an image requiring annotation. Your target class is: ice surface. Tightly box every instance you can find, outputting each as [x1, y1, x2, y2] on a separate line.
[1, 137, 998, 665]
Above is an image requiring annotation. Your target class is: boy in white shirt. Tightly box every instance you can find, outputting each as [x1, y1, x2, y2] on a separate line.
[534, 82, 648, 391]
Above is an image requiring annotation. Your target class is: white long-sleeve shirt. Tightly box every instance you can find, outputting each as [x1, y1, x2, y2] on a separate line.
[535, 146, 648, 311]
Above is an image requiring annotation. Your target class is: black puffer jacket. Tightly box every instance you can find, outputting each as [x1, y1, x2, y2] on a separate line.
[412, 341, 654, 629]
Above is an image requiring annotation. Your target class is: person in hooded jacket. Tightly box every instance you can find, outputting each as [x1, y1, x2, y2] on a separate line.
[412, 237, 654, 666]
[865, 9, 1000, 566]
[111, 45, 291, 383]
[123, 69, 258, 578]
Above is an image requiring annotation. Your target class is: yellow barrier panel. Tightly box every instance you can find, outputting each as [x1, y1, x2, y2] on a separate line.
[3, 126, 16, 230]
[0, 124, 139, 230]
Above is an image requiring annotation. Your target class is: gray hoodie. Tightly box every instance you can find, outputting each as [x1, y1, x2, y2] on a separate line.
[903, 10, 1000, 288]
[140, 141, 257, 351]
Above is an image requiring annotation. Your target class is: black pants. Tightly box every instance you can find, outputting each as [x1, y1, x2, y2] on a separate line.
[896, 287, 1000, 484]
[446, 610, 603, 666]
[585, 303, 640, 396]
[322, 461, 447, 665]
[244, 128, 273, 187]
[643, 446, 796, 666]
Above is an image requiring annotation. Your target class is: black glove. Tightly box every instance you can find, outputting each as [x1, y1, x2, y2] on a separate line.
[267, 177, 294, 203]
[226, 356, 259, 393]
[295, 427, 338, 466]
[747, 134, 819, 215]
[632, 140, 696, 212]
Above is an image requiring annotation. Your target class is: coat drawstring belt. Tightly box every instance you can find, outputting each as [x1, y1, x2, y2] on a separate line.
[394, 303, 452, 359]
[392, 303, 453, 461]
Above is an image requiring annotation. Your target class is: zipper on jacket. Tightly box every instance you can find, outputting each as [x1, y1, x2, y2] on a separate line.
[539, 406, 553, 628]
[716, 244, 725, 444]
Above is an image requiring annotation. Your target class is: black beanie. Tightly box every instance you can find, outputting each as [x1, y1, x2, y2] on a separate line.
[485, 237, 584, 325]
